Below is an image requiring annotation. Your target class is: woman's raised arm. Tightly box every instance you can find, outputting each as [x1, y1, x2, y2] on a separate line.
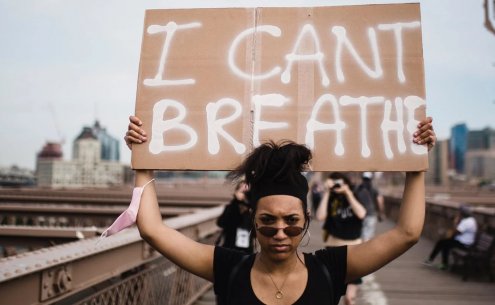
[345, 117, 436, 282]
[127, 117, 214, 282]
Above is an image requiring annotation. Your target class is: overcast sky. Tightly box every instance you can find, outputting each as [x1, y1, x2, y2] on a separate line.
[0, 0, 494, 169]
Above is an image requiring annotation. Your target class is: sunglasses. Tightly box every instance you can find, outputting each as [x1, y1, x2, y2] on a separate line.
[256, 225, 304, 237]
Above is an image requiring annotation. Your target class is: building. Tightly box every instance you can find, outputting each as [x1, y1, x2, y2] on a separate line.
[37, 142, 63, 160]
[92, 120, 120, 161]
[449, 123, 468, 174]
[0, 166, 36, 187]
[467, 127, 495, 150]
[465, 127, 495, 182]
[36, 124, 123, 188]
[426, 139, 449, 186]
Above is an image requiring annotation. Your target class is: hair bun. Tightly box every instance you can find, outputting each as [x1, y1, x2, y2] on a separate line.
[265, 141, 311, 182]
[228, 140, 312, 187]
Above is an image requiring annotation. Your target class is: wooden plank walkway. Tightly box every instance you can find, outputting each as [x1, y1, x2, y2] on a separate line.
[194, 219, 495, 305]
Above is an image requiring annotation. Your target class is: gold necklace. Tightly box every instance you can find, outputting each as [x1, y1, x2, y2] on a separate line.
[258, 254, 298, 300]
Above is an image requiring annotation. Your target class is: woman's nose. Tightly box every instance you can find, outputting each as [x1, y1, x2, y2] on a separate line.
[272, 223, 288, 239]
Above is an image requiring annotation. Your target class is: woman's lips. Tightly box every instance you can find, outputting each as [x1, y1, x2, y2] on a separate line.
[270, 244, 291, 252]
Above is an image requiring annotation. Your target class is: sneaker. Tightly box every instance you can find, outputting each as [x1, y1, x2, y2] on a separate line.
[422, 259, 434, 266]
[437, 263, 448, 270]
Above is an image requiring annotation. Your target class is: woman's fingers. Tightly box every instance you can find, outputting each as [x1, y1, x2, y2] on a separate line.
[128, 122, 146, 137]
[125, 116, 147, 150]
[129, 115, 142, 126]
[124, 131, 143, 150]
[413, 117, 436, 151]
[416, 117, 433, 134]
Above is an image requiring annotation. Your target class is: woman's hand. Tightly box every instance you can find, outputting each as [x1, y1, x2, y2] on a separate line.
[413, 116, 436, 151]
[323, 178, 334, 192]
[332, 182, 350, 195]
[124, 116, 147, 150]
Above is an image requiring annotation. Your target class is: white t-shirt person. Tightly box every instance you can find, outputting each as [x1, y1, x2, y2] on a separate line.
[454, 216, 477, 246]
[425, 212, 478, 268]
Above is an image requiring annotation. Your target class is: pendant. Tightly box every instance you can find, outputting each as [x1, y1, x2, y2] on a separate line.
[275, 291, 283, 299]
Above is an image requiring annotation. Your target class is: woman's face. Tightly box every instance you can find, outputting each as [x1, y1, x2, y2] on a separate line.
[255, 195, 306, 261]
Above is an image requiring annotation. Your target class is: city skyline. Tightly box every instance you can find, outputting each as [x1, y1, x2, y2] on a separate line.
[1, 0, 494, 169]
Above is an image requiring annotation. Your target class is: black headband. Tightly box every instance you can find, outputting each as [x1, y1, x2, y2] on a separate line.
[249, 173, 308, 206]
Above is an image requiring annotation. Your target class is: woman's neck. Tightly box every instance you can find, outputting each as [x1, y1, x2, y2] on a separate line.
[257, 251, 301, 274]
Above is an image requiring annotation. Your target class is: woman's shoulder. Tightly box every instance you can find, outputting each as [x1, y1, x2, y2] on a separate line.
[307, 246, 347, 279]
[214, 246, 254, 273]
[310, 246, 347, 263]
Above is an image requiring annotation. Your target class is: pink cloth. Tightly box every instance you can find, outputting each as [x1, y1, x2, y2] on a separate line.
[100, 179, 154, 238]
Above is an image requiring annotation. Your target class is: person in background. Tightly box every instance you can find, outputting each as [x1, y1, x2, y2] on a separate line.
[216, 181, 253, 253]
[316, 172, 367, 305]
[356, 172, 386, 241]
[423, 204, 477, 270]
[309, 174, 324, 215]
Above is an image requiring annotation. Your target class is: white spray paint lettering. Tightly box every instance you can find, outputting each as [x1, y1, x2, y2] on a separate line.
[378, 22, 421, 83]
[305, 94, 346, 156]
[206, 98, 246, 154]
[228, 25, 282, 80]
[149, 99, 198, 154]
[145, 18, 425, 159]
[144, 22, 202, 87]
[150, 95, 425, 157]
[281, 24, 330, 87]
[340, 96, 385, 158]
[332, 26, 383, 83]
[252, 94, 290, 147]
[381, 98, 406, 159]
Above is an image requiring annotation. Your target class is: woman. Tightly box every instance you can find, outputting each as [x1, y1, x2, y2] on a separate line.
[316, 172, 368, 305]
[125, 115, 435, 305]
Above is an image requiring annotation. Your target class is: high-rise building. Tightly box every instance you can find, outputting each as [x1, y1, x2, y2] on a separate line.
[465, 127, 495, 181]
[449, 123, 468, 174]
[92, 120, 120, 161]
[426, 139, 449, 186]
[467, 127, 495, 150]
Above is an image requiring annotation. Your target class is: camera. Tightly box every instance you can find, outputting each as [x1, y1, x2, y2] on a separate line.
[331, 179, 344, 190]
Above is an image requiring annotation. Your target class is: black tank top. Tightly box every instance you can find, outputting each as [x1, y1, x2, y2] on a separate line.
[213, 246, 347, 305]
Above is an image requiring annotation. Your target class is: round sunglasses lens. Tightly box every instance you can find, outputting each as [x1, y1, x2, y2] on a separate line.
[257, 226, 303, 237]
[258, 227, 277, 237]
[284, 226, 303, 236]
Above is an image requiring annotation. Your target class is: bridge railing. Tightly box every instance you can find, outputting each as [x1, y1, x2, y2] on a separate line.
[384, 195, 495, 275]
[0, 206, 223, 305]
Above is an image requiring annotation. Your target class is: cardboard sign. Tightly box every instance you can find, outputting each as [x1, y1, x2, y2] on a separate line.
[132, 3, 428, 171]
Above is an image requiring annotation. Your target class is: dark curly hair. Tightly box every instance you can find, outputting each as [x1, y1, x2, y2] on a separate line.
[228, 140, 312, 238]
[228, 140, 312, 186]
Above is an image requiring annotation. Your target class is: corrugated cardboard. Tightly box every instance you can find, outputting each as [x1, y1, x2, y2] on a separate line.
[132, 3, 427, 171]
